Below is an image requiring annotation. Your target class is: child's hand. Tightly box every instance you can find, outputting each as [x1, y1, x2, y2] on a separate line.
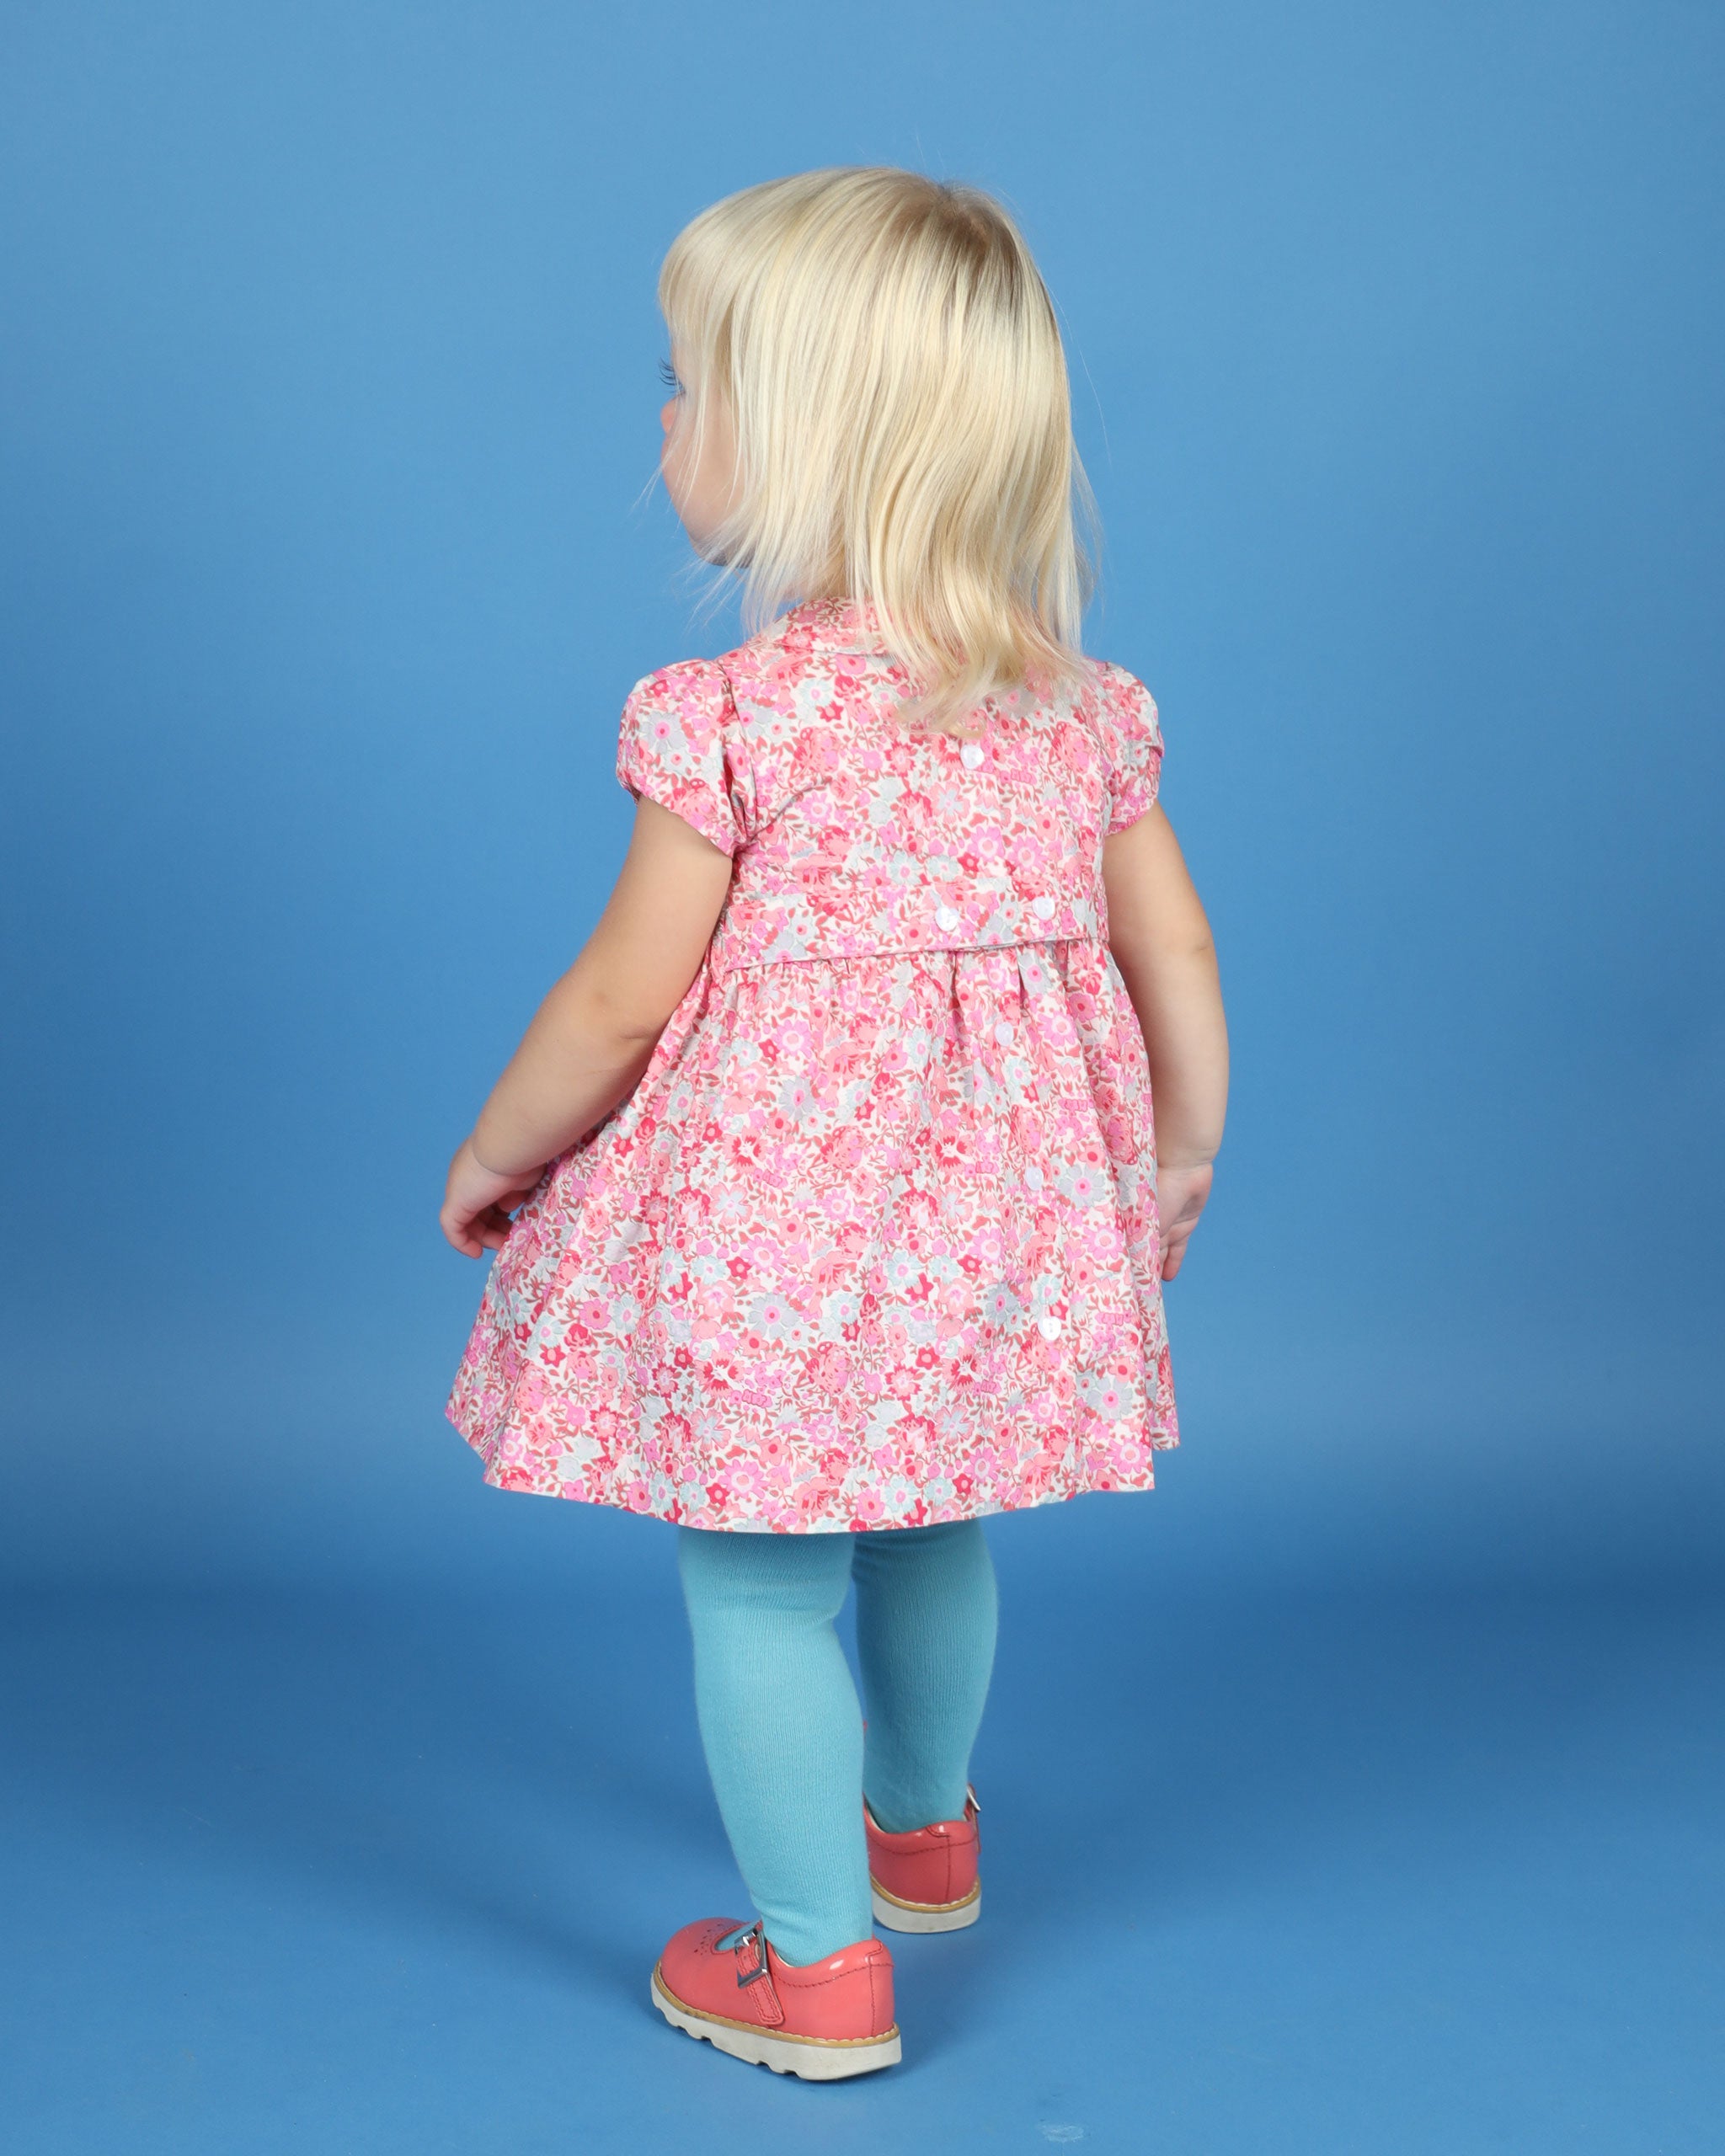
[440, 1138, 544, 1258]
[1156, 1161, 1214, 1281]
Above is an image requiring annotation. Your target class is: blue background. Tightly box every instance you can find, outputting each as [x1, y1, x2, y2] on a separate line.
[2, 3, 1720, 2149]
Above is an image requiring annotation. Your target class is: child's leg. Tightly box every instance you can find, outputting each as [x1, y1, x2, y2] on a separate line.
[675, 1525, 872, 1967]
[851, 1518, 999, 1833]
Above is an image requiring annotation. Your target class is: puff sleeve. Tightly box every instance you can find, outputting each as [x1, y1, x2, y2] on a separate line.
[1100, 669, 1164, 835]
[615, 659, 748, 856]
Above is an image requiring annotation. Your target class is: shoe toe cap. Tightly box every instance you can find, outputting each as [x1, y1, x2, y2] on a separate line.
[658, 1916, 752, 1997]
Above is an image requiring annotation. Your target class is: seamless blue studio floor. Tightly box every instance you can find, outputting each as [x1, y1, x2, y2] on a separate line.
[3, 1503, 1721, 2154]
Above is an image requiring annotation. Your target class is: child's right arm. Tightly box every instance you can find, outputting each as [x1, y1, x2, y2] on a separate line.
[438, 797, 734, 1257]
[1102, 805, 1229, 1279]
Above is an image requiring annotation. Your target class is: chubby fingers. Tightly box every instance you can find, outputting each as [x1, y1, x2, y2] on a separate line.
[440, 1200, 515, 1257]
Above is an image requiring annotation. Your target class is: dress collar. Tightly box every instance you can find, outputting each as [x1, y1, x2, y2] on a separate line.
[777, 596, 887, 652]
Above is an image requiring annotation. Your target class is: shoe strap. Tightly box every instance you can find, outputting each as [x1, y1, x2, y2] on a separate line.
[728, 1919, 785, 2026]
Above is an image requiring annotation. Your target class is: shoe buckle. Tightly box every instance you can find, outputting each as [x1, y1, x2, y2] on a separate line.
[732, 1918, 772, 1987]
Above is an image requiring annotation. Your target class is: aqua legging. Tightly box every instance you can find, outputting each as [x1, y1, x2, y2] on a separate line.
[676, 1519, 999, 1968]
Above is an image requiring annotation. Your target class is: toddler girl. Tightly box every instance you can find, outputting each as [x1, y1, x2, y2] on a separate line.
[439, 167, 1229, 2079]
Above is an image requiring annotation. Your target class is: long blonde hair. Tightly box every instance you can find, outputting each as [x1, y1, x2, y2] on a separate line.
[659, 167, 1095, 731]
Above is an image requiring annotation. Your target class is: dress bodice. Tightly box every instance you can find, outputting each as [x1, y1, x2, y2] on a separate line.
[616, 599, 1162, 976]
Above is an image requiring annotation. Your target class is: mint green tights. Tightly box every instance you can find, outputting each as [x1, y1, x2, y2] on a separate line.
[675, 1520, 999, 1967]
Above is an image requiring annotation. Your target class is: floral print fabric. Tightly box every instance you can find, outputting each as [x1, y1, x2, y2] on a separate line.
[446, 598, 1178, 1532]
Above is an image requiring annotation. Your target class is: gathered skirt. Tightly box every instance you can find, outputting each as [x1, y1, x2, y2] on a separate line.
[446, 935, 1178, 1532]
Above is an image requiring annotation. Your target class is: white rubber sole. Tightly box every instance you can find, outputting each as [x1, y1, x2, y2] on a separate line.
[870, 1879, 982, 1933]
[650, 1965, 901, 2079]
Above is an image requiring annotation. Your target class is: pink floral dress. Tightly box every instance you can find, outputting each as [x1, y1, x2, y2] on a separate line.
[446, 597, 1178, 1532]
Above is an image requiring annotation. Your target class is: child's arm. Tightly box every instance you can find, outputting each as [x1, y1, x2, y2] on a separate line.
[1101, 804, 1229, 1279]
[439, 798, 734, 1257]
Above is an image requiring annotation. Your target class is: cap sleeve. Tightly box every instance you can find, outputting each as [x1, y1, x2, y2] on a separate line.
[1099, 669, 1164, 835]
[616, 659, 745, 857]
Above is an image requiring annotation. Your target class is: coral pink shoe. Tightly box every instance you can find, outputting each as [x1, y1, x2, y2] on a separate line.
[864, 1784, 982, 1932]
[650, 1917, 900, 2079]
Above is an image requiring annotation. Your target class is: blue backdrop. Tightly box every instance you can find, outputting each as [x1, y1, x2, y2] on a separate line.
[3, 6, 1720, 2151]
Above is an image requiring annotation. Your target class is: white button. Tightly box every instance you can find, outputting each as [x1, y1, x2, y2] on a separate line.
[960, 742, 985, 770]
[994, 1022, 1014, 1045]
[1032, 894, 1056, 920]
[1037, 1315, 1063, 1341]
[935, 905, 960, 931]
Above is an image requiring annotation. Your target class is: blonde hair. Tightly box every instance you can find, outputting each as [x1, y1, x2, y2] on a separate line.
[659, 167, 1095, 730]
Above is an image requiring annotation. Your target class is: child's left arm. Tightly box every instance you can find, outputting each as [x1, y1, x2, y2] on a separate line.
[439, 797, 733, 1257]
